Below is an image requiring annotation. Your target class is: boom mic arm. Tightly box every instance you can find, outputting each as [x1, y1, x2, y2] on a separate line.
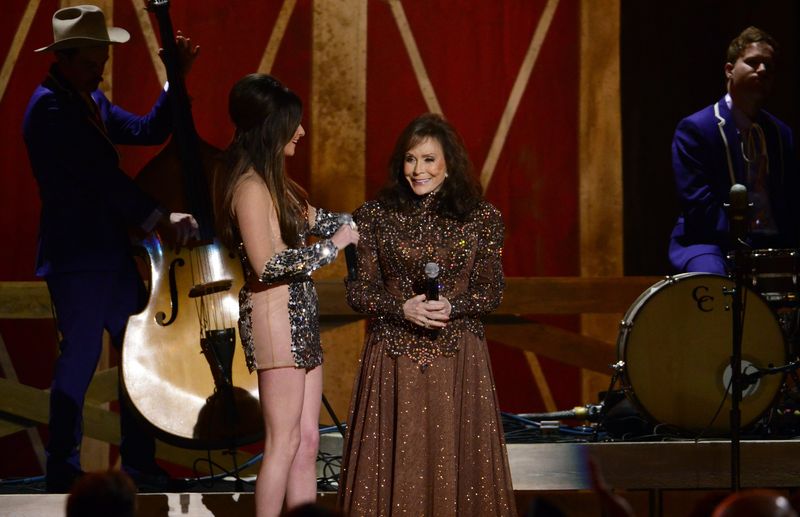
[518, 404, 604, 422]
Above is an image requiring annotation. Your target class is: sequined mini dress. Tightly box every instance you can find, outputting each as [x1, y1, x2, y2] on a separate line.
[338, 194, 517, 517]
[233, 175, 342, 372]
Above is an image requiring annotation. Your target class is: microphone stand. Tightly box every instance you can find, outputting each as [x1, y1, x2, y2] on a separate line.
[742, 361, 800, 386]
[728, 240, 745, 491]
[724, 184, 750, 492]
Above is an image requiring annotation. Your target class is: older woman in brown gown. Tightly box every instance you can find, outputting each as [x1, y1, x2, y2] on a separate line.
[339, 113, 517, 516]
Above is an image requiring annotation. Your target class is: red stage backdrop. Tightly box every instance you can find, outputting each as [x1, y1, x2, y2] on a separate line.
[0, 0, 582, 476]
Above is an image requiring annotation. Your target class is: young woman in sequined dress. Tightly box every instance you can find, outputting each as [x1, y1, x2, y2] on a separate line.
[213, 74, 359, 517]
[338, 113, 516, 516]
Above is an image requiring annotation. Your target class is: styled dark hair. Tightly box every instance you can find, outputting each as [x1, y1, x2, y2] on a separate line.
[726, 26, 779, 64]
[379, 113, 482, 220]
[66, 471, 137, 517]
[214, 73, 307, 248]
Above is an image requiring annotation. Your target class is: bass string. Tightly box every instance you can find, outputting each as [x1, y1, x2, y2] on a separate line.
[207, 243, 236, 331]
[190, 245, 236, 332]
[187, 247, 209, 336]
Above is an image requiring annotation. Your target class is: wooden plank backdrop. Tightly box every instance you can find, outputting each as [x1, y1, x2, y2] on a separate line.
[0, 0, 624, 476]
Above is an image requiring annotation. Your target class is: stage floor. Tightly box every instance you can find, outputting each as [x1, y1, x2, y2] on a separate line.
[3, 439, 800, 516]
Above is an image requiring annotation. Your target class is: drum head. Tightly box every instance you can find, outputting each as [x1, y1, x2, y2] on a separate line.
[618, 273, 786, 435]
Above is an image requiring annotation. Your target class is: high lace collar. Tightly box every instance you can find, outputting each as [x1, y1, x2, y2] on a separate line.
[410, 189, 441, 212]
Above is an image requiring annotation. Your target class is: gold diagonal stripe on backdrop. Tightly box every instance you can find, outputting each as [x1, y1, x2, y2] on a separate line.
[132, 0, 295, 87]
[258, 0, 297, 74]
[0, 0, 41, 103]
[131, 0, 168, 87]
[387, 0, 442, 115]
[480, 0, 560, 191]
[507, 0, 559, 410]
[525, 351, 557, 412]
[0, 333, 46, 470]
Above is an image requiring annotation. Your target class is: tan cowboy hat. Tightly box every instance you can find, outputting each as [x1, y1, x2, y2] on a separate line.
[35, 4, 130, 53]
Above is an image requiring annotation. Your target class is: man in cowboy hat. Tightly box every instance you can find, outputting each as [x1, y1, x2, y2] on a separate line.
[23, 4, 200, 492]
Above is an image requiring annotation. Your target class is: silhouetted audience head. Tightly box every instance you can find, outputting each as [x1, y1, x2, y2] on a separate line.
[712, 489, 797, 517]
[587, 457, 635, 517]
[66, 470, 137, 517]
[283, 502, 345, 516]
[526, 497, 567, 516]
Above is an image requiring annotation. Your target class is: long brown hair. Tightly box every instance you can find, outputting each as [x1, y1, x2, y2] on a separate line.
[214, 74, 307, 248]
[379, 113, 482, 220]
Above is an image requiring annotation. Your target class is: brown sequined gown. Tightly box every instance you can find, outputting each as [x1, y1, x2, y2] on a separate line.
[339, 194, 517, 516]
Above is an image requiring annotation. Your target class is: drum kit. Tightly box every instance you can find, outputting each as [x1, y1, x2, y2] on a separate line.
[615, 248, 800, 437]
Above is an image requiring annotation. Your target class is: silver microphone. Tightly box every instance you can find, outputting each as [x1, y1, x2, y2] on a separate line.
[338, 214, 358, 281]
[727, 183, 749, 239]
[424, 262, 440, 301]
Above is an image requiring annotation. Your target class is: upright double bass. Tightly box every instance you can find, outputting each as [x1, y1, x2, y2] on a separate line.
[122, 0, 261, 450]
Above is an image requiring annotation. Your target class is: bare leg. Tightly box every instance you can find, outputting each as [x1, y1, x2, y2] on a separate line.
[255, 367, 307, 517]
[285, 365, 322, 509]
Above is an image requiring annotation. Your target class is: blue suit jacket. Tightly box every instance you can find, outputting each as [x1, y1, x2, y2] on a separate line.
[23, 65, 173, 276]
[668, 95, 800, 272]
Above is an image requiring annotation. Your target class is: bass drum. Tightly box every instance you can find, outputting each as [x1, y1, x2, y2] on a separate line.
[617, 273, 786, 435]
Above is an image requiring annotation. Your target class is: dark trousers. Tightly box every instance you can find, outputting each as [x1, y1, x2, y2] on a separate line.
[45, 261, 156, 475]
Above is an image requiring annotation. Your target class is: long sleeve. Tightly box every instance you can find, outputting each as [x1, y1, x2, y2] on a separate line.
[447, 204, 505, 318]
[22, 67, 180, 274]
[672, 117, 729, 246]
[308, 206, 347, 238]
[259, 241, 338, 283]
[345, 202, 405, 317]
[234, 176, 337, 285]
[344, 199, 503, 369]
[99, 88, 173, 146]
[23, 89, 160, 229]
[668, 103, 737, 273]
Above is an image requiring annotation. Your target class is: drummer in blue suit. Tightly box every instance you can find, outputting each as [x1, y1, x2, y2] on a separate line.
[22, 5, 199, 492]
[669, 26, 800, 274]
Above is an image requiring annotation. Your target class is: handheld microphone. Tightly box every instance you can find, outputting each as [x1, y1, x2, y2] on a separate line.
[726, 183, 750, 240]
[338, 214, 358, 281]
[424, 262, 440, 301]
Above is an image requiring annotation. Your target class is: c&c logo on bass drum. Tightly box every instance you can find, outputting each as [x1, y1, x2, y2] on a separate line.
[692, 285, 714, 312]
